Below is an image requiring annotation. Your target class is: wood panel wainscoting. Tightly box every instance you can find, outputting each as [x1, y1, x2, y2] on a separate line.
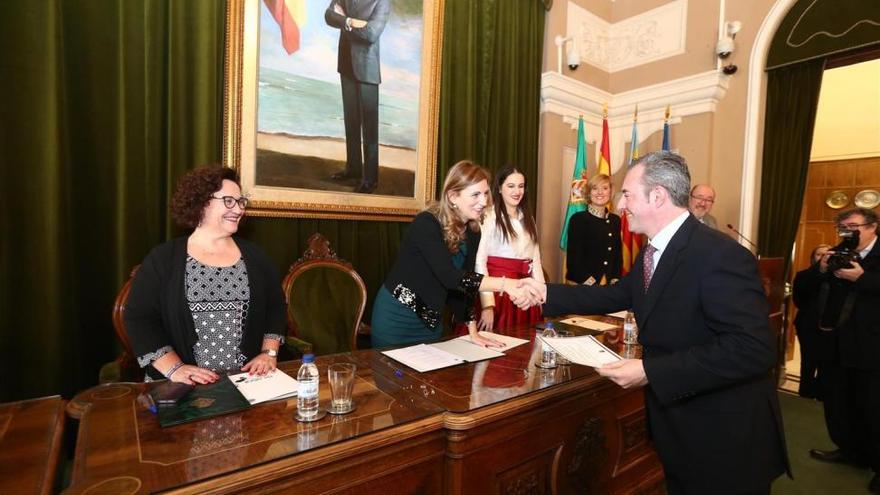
[63, 318, 663, 494]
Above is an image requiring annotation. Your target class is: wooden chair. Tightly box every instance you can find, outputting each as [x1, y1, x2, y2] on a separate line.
[98, 265, 144, 383]
[282, 233, 368, 356]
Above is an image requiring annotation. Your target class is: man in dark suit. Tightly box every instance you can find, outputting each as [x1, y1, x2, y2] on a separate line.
[325, 0, 390, 194]
[800, 208, 880, 494]
[517, 151, 789, 494]
[791, 243, 832, 399]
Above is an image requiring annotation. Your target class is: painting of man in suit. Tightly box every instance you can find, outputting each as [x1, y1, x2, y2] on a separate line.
[325, 0, 390, 194]
[516, 151, 790, 494]
[257, 0, 422, 198]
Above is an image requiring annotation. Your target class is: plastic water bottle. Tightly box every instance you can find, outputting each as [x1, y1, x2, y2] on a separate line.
[297, 354, 320, 419]
[623, 311, 639, 344]
[537, 322, 557, 369]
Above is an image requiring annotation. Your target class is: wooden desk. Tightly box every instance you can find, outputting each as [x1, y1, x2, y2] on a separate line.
[64, 320, 662, 494]
[0, 395, 65, 495]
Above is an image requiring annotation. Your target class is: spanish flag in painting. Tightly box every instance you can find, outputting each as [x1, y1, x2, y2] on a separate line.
[263, 0, 307, 54]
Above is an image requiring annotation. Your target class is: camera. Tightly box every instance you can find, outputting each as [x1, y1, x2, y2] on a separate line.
[827, 229, 861, 272]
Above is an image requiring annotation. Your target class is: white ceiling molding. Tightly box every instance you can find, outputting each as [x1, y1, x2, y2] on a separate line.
[541, 69, 729, 173]
[567, 0, 688, 73]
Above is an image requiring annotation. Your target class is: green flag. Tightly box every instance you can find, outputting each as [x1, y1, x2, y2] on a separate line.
[559, 117, 588, 250]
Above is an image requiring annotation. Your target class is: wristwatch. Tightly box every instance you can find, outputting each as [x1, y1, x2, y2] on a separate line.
[261, 348, 278, 358]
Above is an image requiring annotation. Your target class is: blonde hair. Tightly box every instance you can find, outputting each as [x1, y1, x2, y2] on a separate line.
[427, 160, 490, 253]
[585, 173, 612, 206]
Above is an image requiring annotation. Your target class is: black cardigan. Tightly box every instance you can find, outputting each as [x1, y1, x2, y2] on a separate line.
[125, 236, 286, 379]
[383, 211, 482, 326]
[566, 210, 622, 284]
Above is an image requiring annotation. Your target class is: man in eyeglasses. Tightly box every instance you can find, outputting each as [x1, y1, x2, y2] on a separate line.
[802, 207, 880, 494]
[688, 184, 717, 229]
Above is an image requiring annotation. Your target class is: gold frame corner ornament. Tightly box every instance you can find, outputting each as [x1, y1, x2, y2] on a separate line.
[222, 0, 443, 221]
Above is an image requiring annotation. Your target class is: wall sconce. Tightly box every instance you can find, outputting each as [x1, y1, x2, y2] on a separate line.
[715, 20, 741, 74]
[555, 35, 579, 73]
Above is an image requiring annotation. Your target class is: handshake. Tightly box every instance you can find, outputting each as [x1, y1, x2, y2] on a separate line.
[503, 278, 547, 310]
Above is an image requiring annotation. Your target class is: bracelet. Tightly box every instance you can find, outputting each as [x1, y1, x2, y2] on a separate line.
[165, 361, 184, 379]
[500, 276, 506, 293]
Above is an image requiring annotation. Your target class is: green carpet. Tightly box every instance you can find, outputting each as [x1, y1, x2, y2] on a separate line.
[772, 391, 874, 494]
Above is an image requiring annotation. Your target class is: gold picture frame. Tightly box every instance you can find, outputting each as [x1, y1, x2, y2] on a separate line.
[223, 0, 443, 221]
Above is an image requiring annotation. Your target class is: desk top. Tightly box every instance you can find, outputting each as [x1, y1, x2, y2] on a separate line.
[64, 315, 635, 494]
[0, 395, 65, 495]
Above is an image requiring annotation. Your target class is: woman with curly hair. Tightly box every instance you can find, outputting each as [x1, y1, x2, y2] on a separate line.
[474, 166, 544, 332]
[370, 160, 533, 348]
[125, 166, 286, 383]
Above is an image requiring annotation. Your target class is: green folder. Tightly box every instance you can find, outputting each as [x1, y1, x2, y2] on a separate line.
[157, 378, 251, 427]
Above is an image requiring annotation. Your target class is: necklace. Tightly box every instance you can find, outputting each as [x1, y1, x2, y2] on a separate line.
[587, 204, 606, 218]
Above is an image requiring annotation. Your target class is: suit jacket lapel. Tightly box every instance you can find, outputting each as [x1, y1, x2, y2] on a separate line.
[638, 215, 697, 327]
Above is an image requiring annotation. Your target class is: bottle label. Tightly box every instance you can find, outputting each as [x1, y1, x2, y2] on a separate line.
[298, 381, 318, 398]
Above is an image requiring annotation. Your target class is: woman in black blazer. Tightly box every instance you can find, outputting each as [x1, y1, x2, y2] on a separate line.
[125, 167, 286, 384]
[370, 161, 529, 348]
[565, 173, 622, 285]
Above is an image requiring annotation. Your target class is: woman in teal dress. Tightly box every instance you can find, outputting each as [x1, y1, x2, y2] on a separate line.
[371, 160, 533, 348]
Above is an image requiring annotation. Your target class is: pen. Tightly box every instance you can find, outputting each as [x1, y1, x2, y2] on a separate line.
[137, 393, 157, 414]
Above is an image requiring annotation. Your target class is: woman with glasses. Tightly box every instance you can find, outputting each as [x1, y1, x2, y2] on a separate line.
[126, 166, 285, 384]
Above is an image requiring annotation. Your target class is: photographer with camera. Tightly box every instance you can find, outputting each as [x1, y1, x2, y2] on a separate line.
[803, 207, 880, 494]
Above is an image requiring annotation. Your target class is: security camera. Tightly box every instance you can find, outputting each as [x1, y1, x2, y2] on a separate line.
[722, 64, 738, 75]
[715, 37, 734, 59]
[567, 49, 580, 71]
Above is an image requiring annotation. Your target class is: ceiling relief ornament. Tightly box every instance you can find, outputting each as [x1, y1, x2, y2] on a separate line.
[567, 0, 688, 73]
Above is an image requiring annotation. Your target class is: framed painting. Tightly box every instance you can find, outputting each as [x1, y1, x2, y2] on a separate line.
[223, 0, 442, 221]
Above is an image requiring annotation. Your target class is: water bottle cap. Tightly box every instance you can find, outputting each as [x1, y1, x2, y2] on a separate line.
[302, 353, 315, 363]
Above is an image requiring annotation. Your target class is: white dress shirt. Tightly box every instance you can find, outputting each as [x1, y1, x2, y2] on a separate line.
[476, 211, 545, 307]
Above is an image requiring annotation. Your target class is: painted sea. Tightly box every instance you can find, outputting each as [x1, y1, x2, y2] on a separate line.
[258, 67, 418, 150]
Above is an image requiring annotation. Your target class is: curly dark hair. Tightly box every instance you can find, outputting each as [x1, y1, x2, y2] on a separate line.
[170, 166, 241, 228]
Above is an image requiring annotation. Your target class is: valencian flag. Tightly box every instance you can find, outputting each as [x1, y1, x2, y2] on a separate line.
[620, 106, 644, 275]
[264, 0, 306, 54]
[662, 105, 671, 151]
[559, 116, 589, 252]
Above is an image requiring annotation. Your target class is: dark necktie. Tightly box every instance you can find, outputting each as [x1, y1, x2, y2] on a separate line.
[643, 244, 657, 293]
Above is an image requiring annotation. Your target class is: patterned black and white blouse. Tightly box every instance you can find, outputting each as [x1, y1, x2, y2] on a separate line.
[137, 256, 283, 376]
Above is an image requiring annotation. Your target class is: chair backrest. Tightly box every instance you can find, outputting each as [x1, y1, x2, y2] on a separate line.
[282, 233, 367, 355]
[106, 265, 144, 382]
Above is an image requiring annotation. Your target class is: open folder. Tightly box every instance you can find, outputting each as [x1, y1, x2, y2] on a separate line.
[382, 332, 529, 373]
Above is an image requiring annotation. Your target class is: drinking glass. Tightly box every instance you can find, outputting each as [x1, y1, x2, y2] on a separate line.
[327, 363, 356, 414]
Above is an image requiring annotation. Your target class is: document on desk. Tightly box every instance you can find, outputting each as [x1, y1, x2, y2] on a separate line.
[606, 310, 629, 319]
[559, 317, 619, 332]
[382, 344, 468, 373]
[383, 332, 527, 373]
[227, 370, 299, 405]
[453, 331, 530, 350]
[541, 335, 622, 367]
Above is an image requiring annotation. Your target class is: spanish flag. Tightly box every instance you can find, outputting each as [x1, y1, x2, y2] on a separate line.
[263, 0, 306, 55]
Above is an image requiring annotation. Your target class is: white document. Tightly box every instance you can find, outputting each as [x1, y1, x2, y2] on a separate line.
[382, 344, 466, 373]
[455, 331, 530, 350]
[228, 369, 299, 404]
[606, 310, 629, 319]
[433, 339, 505, 362]
[559, 317, 618, 332]
[541, 335, 622, 367]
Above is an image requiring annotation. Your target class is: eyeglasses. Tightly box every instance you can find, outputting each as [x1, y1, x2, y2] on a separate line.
[212, 196, 249, 209]
[837, 222, 875, 230]
[690, 195, 715, 204]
